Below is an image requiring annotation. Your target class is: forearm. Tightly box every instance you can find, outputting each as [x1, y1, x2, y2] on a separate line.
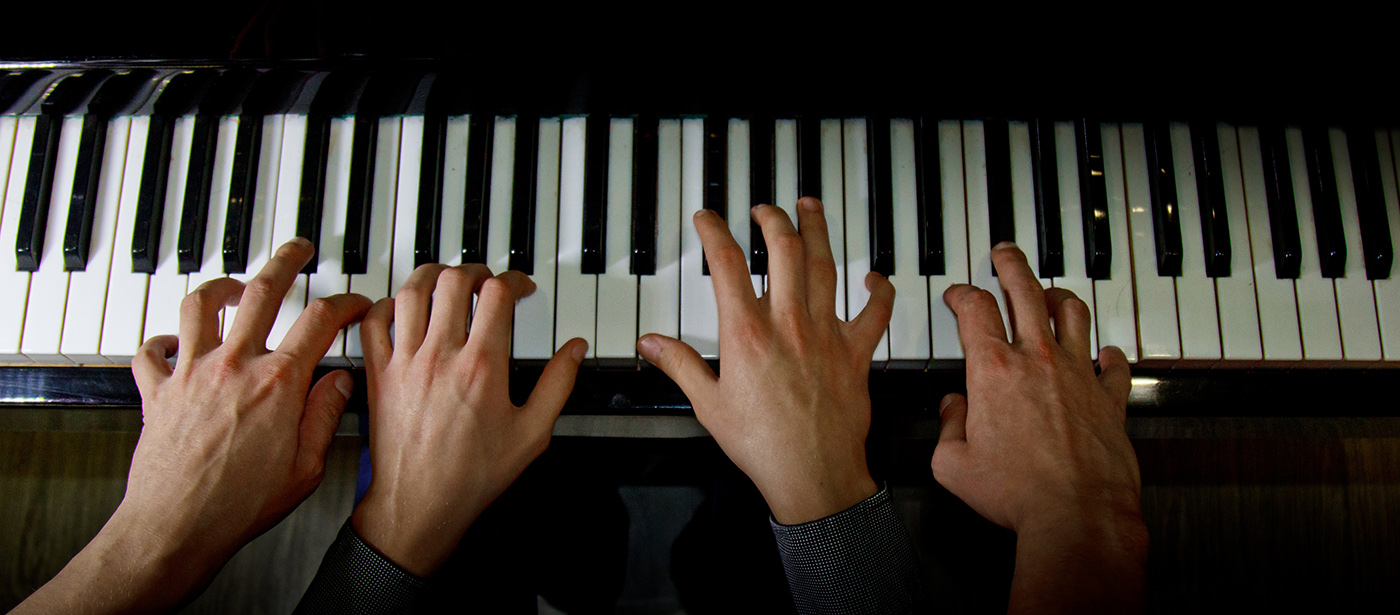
[1008, 510, 1150, 615]
[12, 505, 223, 614]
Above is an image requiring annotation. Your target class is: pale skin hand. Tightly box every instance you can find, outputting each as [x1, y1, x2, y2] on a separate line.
[350, 264, 587, 578]
[13, 238, 372, 614]
[639, 198, 894, 525]
[934, 241, 1148, 615]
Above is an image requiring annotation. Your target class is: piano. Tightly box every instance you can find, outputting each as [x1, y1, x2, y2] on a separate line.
[2, 58, 1399, 430]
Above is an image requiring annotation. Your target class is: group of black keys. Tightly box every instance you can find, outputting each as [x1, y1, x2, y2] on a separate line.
[0, 67, 1393, 294]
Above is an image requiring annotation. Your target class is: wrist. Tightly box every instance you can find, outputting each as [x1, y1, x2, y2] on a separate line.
[762, 461, 879, 526]
[351, 489, 483, 578]
[1014, 500, 1150, 564]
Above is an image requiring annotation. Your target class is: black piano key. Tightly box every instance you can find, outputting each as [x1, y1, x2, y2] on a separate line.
[64, 70, 154, 271]
[1075, 118, 1111, 280]
[983, 119, 1015, 249]
[130, 113, 175, 273]
[702, 115, 727, 276]
[1303, 126, 1346, 278]
[297, 72, 369, 274]
[1029, 117, 1063, 277]
[749, 116, 773, 275]
[798, 117, 821, 200]
[1190, 121, 1231, 278]
[222, 70, 305, 274]
[631, 115, 659, 275]
[914, 116, 944, 276]
[1344, 126, 1393, 280]
[15, 114, 61, 272]
[151, 70, 219, 117]
[16, 72, 112, 271]
[1260, 126, 1302, 279]
[1144, 121, 1183, 277]
[507, 116, 537, 273]
[61, 112, 109, 271]
[177, 69, 260, 273]
[0, 70, 49, 114]
[341, 115, 379, 274]
[581, 114, 609, 275]
[466, 113, 499, 265]
[414, 111, 447, 268]
[867, 116, 895, 277]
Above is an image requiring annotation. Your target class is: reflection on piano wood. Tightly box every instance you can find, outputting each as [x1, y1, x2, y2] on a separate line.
[2, 61, 1399, 417]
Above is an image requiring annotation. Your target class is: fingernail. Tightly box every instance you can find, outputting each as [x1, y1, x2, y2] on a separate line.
[694, 209, 712, 220]
[993, 241, 1017, 251]
[799, 197, 822, 212]
[938, 394, 954, 415]
[637, 336, 660, 361]
[571, 340, 589, 362]
[292, 236, 312, 248]
[751, 204, 766, 213]
[334, 372, 354, 399]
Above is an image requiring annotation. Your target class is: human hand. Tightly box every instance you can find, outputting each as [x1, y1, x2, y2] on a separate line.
[932, 242, 1147, 613]
[638, 199, 894, 525]
[349, 264, 587, 577]
[13, 238, 371, 614]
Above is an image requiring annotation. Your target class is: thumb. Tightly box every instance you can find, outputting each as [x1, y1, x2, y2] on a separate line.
[296, 370, 353, 482]
[523, 338, 588, 423]
[1096, 345, 1132, 418]
[637, 334, 718, 399]
[931, 393, 969, 487]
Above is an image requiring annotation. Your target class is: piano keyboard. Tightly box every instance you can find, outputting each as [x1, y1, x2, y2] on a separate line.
[2, 67, 1399, 369]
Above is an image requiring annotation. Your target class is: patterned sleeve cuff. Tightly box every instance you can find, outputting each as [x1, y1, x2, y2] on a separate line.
[293, 518, 430, 615]
[770, 485, 928, 615]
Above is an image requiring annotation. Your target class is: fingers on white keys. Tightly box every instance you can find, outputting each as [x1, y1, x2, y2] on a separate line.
[225, 238, 315, 350]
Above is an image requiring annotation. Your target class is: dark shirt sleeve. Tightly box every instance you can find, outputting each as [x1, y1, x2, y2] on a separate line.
[770, 485, 929, 615]
[293, 518, 430, 615]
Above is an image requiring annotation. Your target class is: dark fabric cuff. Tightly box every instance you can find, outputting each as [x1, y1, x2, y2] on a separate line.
[293, 518, 430, 615]
[770, 485, 928, 615]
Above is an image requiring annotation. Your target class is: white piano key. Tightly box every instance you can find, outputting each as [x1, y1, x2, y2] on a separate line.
[389, 114, 425, 295]
[597, 118, 638, 362]
[180, 115, 239, 337]
[961, 120, 1009, 340]
[1052, 121, 1098, 359]
[929, 120, 969, 362]
[485, 116, 515, 274]
[0, 116, 34, 362]
[1213, 124, 1263, 363]
[266, 114, 308, 351]
[775, 119, 798, 210]
[1009, 120, 1052, 287]
[1095, 123, 1139, 363]
[887, 118, 930, 365]
[639, 119, 682, 340]
[20, 115, 85, 363]
[437, 115, 471, 267]
[1237, 126, 1303, 362]
[1119, 123, 1181, 365]
[553, 116, 596, 357]
[222, 115, 287, 343]
[308, 117, 354, 365]
[513, 117, 561, 360]
[1328, 127, 1383, 361]
[843, 118, 888, 362]
[100, 115, 156, 363]
[820, 119, 848, 321]
[1169, 122, 1222, 362]
[680, 118, 718, 358]
[1377, 130, 1400, 360]
[345, 117, 400, 365]
[1285, 127, 1344, 360]
[727, 119, 763, 297]
[60, 116, 131, 363]
[0, 116, 15, 194]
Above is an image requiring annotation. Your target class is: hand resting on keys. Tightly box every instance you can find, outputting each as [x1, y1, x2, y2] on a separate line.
[935, 241, 1149, 614]
[638, 198, 929, 613]
[343, 264, 588, 578]
[11, 238, 372, 614]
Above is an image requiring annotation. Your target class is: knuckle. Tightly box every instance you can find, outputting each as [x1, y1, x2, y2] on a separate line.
[1063, 296, 1091, 320]
[303, 297, 338, 325]
[712, 244, 747, 269]
[243, 277, 279, 302]
[769, 234, 804, 256]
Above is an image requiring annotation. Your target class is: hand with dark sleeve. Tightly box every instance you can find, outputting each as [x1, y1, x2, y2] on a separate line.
[639, 198, 927, 614]
[935, 242, 1149, 614]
